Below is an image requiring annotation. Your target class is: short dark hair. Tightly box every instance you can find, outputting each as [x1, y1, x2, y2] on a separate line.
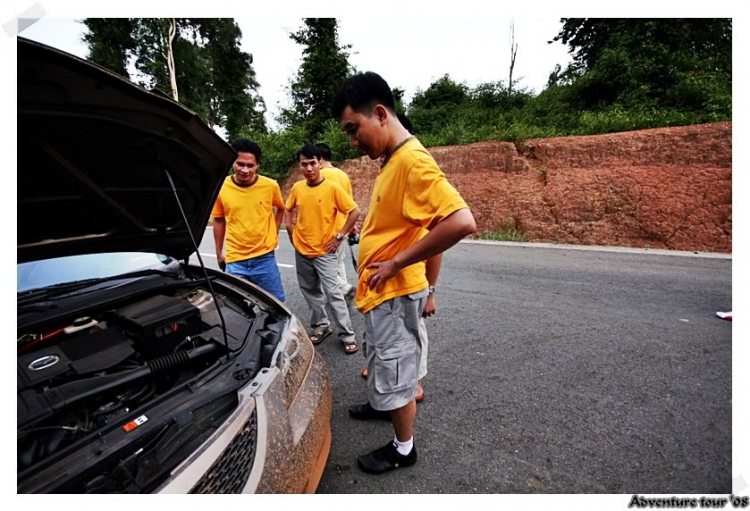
[332, 71, 396, 120]
[296, 144, 322, 162]
[397, 113, 413, 134]
[315, 143, 332, 161]
[231, 138, 262, 165]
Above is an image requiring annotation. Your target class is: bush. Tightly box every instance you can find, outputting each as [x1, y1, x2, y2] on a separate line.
[242, 124, 309, 181]
[241, 69, 731, 181]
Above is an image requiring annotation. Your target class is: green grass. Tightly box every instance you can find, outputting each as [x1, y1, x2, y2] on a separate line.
[477, 218, 529, 242]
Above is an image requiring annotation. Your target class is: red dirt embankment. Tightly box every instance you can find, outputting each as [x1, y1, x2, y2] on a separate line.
[282, 122, 731, 252]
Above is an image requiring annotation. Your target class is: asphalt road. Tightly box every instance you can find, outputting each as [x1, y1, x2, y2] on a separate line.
[193, 231, 732, 494]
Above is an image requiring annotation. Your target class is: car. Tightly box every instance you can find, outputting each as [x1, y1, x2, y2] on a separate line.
[16, 37, 332, 494]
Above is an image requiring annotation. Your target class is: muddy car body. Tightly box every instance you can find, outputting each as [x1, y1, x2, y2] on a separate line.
[17, 37, 331, 494]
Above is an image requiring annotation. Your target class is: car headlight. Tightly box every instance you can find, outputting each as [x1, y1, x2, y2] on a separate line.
[279, 316, 314, 409]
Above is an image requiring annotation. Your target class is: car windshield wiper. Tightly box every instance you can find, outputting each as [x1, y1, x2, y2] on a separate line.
[17, 269, 180, 306]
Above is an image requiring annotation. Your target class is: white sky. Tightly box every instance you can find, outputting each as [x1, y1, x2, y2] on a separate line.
[19, 16, 573, 130]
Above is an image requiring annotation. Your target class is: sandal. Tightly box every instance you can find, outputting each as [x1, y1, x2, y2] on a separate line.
[344, 340, 359, 354]
[310, 328, 332, 345]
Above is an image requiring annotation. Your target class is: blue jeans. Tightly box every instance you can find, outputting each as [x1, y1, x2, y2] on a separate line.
[226, 251, 286, 302]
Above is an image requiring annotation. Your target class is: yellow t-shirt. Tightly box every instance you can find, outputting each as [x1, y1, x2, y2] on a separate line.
[286, 178, 357, 258]
[356, 138, 468, 313]
[320, 166, 354, 233]
[211, 175, 285, 263]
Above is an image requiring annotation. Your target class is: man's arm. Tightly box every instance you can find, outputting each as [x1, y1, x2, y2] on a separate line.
[422, 253, 442, 317]
[323, 207, 361, 253]
[274, 207, 284, 234]
[367, 208, 475, 291]
[284, 208, 296, 248]
[213, 217, 227, 269]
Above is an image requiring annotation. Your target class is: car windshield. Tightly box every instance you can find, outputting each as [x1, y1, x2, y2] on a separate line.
[17, 253, 176, 293]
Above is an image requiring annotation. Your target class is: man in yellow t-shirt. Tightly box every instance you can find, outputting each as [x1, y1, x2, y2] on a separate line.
[212, 138, 286, 301]
[285, 144, 361, 353]
[315, 142, 356, 302]
[333, 72, 477, 475]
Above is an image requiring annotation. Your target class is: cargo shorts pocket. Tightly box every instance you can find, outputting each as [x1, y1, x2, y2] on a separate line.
[404, 289, 428, 331]
[373, 339, 417, 394]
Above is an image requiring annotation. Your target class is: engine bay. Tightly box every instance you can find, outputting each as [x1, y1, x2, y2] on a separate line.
[17, 281, 285, 493]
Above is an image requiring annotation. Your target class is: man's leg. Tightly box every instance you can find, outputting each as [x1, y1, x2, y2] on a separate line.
[355, 291, 426, 474]
[391, 401, 417, 442]
[225, 258, 249, 279]
[242, 252, 286, 302]
[294, 251, 329, 332]
[417, 317, 428, 398]
[335, 241, 354, 298]
[313, 252, 356, 344]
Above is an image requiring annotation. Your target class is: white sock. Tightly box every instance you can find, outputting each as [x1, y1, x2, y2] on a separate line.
[393, 436, 414, 456]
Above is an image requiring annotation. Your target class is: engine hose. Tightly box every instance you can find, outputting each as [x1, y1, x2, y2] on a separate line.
[148, 343, 220, 377]
[148, 350, 190, 377]
[19, 342, 222, 430]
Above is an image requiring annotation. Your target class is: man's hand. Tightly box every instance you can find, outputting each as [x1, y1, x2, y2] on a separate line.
[422, 293, 436, 317]
[217, 252, 226, 271]
[323, 237, 342, 254]
[366, 259, 400, 291]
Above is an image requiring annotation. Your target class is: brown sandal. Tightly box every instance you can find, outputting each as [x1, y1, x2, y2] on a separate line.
[344, 340, 359, 354]
[310, 328, 332, 345]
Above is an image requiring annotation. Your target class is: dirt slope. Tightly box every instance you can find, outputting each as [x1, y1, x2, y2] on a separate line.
[281, 122, 731, 252]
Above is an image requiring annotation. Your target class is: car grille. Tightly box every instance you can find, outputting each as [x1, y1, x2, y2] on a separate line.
[190, 408, 258, 494]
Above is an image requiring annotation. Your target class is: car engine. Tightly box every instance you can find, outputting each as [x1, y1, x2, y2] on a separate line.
[17, 288, 249, 481]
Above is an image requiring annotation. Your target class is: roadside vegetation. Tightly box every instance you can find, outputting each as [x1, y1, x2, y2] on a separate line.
[83, 19, 732, 182]
[477, 218, 530, 242]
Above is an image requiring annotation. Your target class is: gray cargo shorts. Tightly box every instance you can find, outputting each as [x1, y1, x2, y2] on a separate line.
[364, 288, 428, 411]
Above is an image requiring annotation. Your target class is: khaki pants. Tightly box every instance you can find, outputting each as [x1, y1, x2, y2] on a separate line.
[295, 251, 356, 343]
[336, 240, 354, 296]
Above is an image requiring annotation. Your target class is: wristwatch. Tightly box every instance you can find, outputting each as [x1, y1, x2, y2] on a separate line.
[428, 285, 436, 294]
[335, 233, 345, 241]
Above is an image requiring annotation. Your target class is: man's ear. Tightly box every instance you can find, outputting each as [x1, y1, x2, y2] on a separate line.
[373, 105, 389, 126]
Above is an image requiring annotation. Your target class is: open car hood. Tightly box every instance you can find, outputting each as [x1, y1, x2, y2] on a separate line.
[17, 37, 236, 263]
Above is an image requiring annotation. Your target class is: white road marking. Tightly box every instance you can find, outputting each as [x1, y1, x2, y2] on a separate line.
[460, 240, 731, 259]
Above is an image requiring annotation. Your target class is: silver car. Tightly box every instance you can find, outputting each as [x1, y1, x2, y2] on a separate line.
[17, 37, 332, 494]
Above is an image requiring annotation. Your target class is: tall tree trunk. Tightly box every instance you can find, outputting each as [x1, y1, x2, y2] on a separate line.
[167, 18, 179, 101]
[509, 19, 518, 92]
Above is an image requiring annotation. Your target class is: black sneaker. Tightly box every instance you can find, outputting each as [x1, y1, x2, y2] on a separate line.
[358, 441, 417, 474]
[348, 402, 392, 421]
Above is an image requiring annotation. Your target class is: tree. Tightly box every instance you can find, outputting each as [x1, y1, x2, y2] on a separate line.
[81, 18, 136, 78]
[82, 18, 267, 139]
[550, 18, 732, 112]
[392, 87, 407, 115]
[187, 18, 267, 137]
[167, 18, 178, 101]
[508, 19, 518, 92]
[280, 18, 352, 138]
[407, 75, 471, 133]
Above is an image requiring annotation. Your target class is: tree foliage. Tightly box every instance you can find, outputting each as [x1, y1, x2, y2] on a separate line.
[550, 18, 732, 113]
[82, 18, 267, 139]
[81, 18, 136, 78]
[279, 18, 352, 138]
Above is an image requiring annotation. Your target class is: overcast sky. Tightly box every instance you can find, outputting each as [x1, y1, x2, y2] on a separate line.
[20, 17, 573, 131]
